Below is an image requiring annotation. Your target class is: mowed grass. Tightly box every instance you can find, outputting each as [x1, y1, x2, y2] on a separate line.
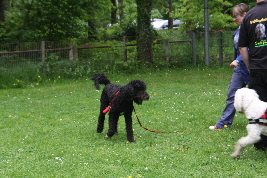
[1, 67, 267, 177]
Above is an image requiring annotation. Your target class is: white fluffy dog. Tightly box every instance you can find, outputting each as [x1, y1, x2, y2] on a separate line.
[231, 88, 267, 158]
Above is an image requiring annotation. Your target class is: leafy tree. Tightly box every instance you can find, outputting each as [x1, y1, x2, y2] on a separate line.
[0, 0, 257, 43]
[1, 0, 111, 42]
[174, 0, 234, 32]
[231, 0, 256, 8]
[136, 0, 153, 65]
[150, 0, 174, 29]
[118, 0, 124, 23]
[0, 0, 10, 22]
[168, 0, 257, 32]
[110, 0, 117, 24]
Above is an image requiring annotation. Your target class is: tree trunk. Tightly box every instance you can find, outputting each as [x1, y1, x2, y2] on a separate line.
[0, 0, 10, 22]
[88, 19, 97, 39]
[87, 1, 96, 39]
[110, 0, 117, 24]
[118, 0, 124, 23]
[136, 0, 153, 66]
[168, 0, 173, 29]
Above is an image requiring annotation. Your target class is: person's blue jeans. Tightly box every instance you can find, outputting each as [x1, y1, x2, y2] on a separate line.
[215, 66, 247, 128]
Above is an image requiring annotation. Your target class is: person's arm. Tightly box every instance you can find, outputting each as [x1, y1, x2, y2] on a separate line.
[230, 60, 238, 68]
[239, 47, 249, 68]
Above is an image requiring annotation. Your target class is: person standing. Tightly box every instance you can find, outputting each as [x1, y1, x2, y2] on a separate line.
[238, 0, 267, 149]
[239, 0, 267, 102]
[209, 3, 249, 130]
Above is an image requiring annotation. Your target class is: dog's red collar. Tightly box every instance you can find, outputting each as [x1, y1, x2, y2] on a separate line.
[249, 110, 267, 125]
[103, 91, 120, 114]
[261, 111, 267, 119]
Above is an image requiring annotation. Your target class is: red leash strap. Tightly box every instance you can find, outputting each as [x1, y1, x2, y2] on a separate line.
[103, 91, 120, 114]
[133, 107, 201, 133]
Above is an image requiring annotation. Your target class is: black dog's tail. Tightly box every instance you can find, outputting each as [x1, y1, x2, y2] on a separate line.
[91, 73, 111, 90]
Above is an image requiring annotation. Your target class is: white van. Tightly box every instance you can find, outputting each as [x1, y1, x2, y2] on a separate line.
[151, 19, 183, 30]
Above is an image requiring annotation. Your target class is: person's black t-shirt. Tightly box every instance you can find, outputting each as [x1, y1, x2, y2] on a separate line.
[238, 0, 267, 69]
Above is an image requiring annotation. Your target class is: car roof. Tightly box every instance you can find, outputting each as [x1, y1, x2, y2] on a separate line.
[151, 20, 168, 28]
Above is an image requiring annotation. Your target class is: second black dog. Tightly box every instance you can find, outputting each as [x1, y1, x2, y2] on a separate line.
[91, 73, 149, 142]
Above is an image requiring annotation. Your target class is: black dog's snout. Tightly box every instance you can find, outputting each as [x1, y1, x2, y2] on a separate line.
[134, 92, 149, 100]
[143, 93, 149, 100]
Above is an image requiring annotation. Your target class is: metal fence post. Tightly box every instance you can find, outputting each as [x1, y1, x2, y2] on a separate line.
[191, 32, 197, 66]
[123, 36, 127, 62]
[218, 31, 223, 66]
[41, 41, 46, 74]
[204, 0, 210, 66]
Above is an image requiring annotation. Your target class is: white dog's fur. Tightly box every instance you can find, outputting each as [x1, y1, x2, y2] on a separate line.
[231, 88, 267, 158]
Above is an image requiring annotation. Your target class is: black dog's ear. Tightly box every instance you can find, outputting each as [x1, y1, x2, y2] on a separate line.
[94, 81, 100, 90]
[133, 82, 141, 88]
[91, 74, 100, 90]
[131, 80, 146, 90]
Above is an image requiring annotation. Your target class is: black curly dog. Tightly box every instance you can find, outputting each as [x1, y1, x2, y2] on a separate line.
[91, 73, 149, 142]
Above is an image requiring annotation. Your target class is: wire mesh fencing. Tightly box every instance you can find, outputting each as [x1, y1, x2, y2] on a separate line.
[0, 31, 234, 80]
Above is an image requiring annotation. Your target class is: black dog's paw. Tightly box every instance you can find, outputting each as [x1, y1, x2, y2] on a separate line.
[127, 137, 136, 143]
[97, 129, 103, 133]
[97, 126, 104, 133]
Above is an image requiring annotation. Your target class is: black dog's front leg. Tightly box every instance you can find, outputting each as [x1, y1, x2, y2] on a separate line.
[124, 112, 135, 142]
[97, 112, 106, 133]
[106, 112, 120, 138]
[97, 92, 109, 133]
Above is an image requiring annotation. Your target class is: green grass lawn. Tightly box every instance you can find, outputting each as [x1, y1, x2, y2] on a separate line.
[1, 67, 267, 177]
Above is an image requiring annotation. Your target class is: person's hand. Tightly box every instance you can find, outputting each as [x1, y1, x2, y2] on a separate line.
[230, 60, 238, 68]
